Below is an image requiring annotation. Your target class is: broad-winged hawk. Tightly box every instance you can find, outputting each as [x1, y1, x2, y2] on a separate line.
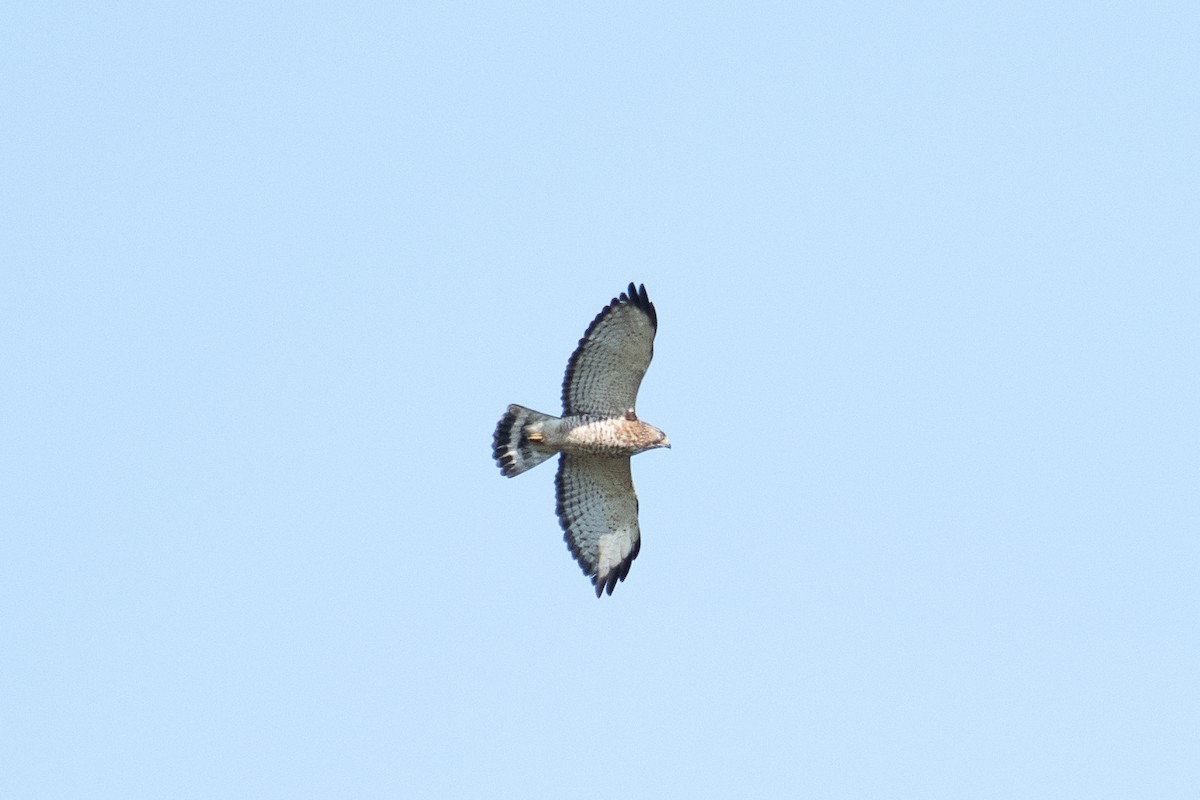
[492, 282, 670, 597]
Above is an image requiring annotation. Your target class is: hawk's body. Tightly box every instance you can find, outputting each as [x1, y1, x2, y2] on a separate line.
[492, 283, 670, 597]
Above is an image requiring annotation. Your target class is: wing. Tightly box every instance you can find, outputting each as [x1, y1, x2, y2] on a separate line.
[555, 454, 642, 597]
[562, 282, 657, 416]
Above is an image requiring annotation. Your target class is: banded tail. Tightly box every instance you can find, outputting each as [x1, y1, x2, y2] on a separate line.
[492, 405, 558, 477]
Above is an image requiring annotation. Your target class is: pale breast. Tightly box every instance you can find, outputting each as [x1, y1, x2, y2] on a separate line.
[558, 416, 655, 456]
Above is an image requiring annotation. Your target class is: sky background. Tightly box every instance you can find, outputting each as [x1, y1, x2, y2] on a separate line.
[3, 2, 1198, 798]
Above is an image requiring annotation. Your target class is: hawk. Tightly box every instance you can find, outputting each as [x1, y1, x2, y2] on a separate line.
[492, 282, 670, 597]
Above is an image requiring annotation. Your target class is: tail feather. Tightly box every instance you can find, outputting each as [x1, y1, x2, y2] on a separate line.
[493, 405, 558, 477]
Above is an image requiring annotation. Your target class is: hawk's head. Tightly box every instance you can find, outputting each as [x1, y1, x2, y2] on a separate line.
[641, 423, 671, 452]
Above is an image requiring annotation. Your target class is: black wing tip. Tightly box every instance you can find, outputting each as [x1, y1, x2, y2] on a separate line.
[591, 569, 621, 597]
[558, 475, 637, 599]
[560, 282, 657, 411]
[603, 282, 658, 331]
[562, 521, 636, 599]
[623, 282, 657, 330]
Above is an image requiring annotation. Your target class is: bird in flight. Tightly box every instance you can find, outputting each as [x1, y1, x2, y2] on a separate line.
[492, 282, 670, 597]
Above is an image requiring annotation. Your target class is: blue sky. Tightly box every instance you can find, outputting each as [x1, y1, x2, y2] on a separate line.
[3, 2, 1197, 797]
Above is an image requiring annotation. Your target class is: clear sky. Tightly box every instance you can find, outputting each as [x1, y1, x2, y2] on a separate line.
[3, 2, 1197, 798]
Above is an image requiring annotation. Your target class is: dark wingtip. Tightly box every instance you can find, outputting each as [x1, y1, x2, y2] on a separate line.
[628, 281, 657, 330]
[590, 566, 626, 597]
[561, 283, 658, 411]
